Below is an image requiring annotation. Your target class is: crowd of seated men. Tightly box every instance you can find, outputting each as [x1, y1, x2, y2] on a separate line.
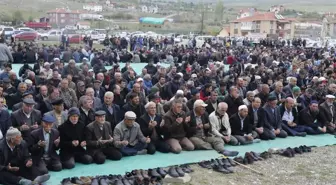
[0, 58, 336, 184]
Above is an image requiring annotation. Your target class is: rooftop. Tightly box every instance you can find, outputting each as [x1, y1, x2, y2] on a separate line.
[231, 12, 293, 23]
[47, 8, 83, 14]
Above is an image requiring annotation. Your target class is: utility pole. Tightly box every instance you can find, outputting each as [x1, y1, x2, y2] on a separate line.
[200, 10, 205, 34]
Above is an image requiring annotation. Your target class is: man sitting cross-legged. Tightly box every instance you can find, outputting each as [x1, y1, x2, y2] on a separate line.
[114, 111, 151, 156]
[279, 97, 307, 137]
[189, 100, 239, 156]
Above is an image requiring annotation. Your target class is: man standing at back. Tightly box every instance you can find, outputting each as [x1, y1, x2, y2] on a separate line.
[0, 38, 13, 69]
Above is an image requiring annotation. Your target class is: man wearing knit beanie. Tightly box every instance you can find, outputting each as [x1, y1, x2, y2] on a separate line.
[0, 127, 50, 185]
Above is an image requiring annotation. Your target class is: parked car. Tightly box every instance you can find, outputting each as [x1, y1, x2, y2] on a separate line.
[40, 30, 62, 41]
[69, 35, 83, 44]
[17, 27, 35, 32]
[13, 31, 39, 41]
[0, 27, 15, 38]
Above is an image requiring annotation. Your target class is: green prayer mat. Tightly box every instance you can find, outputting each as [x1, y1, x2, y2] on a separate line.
[47, 134, 336, 184]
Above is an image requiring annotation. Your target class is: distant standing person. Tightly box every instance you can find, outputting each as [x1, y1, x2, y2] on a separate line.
[0, 37, 13, 69]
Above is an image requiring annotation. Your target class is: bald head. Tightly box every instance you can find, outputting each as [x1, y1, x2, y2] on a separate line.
[285, 97, 294, 109]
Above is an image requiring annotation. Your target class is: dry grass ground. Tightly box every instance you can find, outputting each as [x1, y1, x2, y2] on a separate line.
[168, 145, 336, 185]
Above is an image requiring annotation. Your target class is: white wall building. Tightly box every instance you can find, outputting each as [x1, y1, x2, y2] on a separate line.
[83, 4, 103, 12]
[141, 5, 159, 14]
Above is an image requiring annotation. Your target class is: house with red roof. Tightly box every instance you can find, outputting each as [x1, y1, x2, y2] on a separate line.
[47, 8, 83, 27]
[230, 12, 295, 38]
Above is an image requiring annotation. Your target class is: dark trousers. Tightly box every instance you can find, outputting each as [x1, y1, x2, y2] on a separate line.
[92, 147, 122, 164]
[257, 128, 276, 140]
[61, 152, 93, 169]
[276, 129, 288, 138]
[0, 164, 45, 184]
[147, 140, 171, 154]
[281, 123, 308, 136]
[120, 142, 147, 156]
[300, 125, 324, 135]
[40, 158, 62, 172]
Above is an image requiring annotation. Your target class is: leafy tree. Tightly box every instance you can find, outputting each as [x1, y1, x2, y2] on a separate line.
[215, 0, 224, 23]
[12, 10, 24, 25]
[28, 16, 34, 22]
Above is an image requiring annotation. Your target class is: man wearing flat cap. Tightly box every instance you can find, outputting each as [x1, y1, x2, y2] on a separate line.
[319, 95, 336, 134]
[263, 95, 288, 138]
[0, 127, 50, 185]
[11, 91, 35, 112]
[59, 107, 93, 169]
[44, 98, 68, 128]
[114, 111, 151, 156]
[11, 98, 42, 141]
[29, 115, 62, 172]
[85, 110, 122, 164]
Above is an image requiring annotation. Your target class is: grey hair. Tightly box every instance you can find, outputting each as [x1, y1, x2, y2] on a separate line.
[104, 91, 114, 98]
[246, 91, 254, 97]
[78, 95, 91, 107]
[218, 102, 228, 109]
[144, 74, 151, 80]
[145, 101, 156, 109]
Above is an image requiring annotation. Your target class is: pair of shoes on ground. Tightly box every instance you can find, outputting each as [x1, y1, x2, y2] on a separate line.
[233, 152, 263, 165]
[61, 176, 92, 185]
[199, 158, 235, 174]
[167, 166, 186, 178]
[281, 145, 312, 157]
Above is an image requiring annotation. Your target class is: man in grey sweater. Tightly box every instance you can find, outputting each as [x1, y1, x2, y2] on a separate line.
[0, 38, 13, 68]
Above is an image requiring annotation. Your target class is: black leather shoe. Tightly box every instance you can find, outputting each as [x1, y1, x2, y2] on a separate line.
[198, 161, 212, 169]
[168, 167, 179, 178]
[156, 168, 167, 178]
[91, 177, 99, 185]
[213, 164, 230, 174]
[281, 149, 292, 157]
[251, 151, 263, 160]
[180, 164, 193, 173]
[303, 145, 311, 152]
[175, 166, 185, 177]
[223, 165, 234, 173]
[294, 147, 303, 154]
[233, 156, 244, 164]
[245, 152, 255, 164]
[70, 177, 84, 185]
[243, 157, 249, 165]
[149, 169, 161, 178]
[214, 159, 223, 166]
[122, 178, 132, 185]
[61, 178, 72, 185]
[228, 158, 237, 166]
[131, 170, 144, 183]
[260, 151, 272, 159]
[114, 179, 124, 185]
[296, 132, 307, 137]
[210, 159, 219, 167]
[287, 148, 295, 157]
[222, 158, 231, 167]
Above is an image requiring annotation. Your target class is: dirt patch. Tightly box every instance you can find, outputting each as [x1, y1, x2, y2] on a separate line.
[168, 145, 336, 185]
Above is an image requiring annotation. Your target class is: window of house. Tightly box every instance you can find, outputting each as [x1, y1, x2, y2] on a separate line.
[234, 23, 239, 29]
[234, 29, 238, 34]
[61, 14, 65, 17]
[61, 19, 65, 23]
